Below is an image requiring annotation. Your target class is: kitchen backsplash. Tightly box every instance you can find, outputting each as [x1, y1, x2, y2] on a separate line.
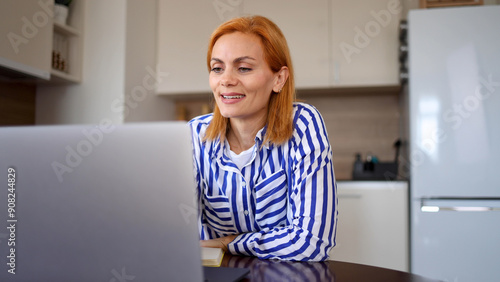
[304, 92, 400, 180]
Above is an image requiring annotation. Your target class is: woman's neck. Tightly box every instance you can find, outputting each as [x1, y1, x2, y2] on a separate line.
[227, 116, 266, 154]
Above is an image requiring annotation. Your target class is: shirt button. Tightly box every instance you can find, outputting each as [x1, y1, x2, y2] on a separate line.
[242, 183, 246, 188]
[244, 210, 249, 216]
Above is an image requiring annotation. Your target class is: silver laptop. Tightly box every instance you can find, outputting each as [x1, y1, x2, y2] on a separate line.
[0, 122, 203, 281]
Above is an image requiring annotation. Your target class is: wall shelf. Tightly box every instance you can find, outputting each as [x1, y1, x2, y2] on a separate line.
[50, 0, 84, 84]
[54, 22, 81, 37]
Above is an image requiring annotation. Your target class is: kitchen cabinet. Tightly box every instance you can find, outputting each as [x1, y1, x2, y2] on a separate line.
[156, 0, 234, 94]
[330, 0, 401, 86]
[243, 0, 330, 89]
[0, 0, 53, 80]
[330, 181, 409, 272]
[155, 0, 401, 94]
[0, 0, 84, 83]
[156, 0, 330, 94]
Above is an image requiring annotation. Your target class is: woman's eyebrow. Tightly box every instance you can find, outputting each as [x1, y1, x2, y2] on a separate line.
[233, 56, 256, 63]
[210, 56, 256, 64]
[210, 58, 223, 64]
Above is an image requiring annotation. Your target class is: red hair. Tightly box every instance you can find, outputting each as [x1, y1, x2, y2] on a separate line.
[204, 15, 295, 145]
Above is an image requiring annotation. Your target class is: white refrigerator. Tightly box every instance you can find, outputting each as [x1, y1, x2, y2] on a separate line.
[407, 6, 500, 282]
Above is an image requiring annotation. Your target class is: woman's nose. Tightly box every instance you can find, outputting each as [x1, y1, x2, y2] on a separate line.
[220, 69, 237, 86]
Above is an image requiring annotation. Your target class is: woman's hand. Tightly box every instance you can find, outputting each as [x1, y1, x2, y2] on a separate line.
[200, 234, 238, 252]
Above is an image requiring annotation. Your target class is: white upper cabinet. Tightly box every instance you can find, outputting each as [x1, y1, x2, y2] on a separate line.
[155, 0, 401, 95]
[156, 0, 242, 94]
[330, 0, 401, 86]
[243, 0, 330, 89]
[0, 0, 53, 80]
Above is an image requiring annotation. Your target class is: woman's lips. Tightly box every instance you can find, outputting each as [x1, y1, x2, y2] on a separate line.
[220, 92, 245, 104]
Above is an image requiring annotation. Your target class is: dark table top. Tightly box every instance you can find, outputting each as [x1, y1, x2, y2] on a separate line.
[220, 254, 440, 282]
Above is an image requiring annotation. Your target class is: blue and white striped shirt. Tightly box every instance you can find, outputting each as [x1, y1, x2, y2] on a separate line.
[189, 102, 337, 261]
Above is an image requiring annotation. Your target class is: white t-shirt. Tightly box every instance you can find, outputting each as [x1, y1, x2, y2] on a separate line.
[225, 140, 255, 170]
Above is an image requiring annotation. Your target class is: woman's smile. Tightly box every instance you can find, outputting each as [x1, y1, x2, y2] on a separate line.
[220, 92, 246, 103]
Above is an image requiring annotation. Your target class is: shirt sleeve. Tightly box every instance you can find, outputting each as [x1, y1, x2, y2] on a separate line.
[189, 118, 220, 240]
[227, 105, 338, 261]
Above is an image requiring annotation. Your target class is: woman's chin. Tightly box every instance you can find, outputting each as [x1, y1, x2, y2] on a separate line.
[217, 107, 238, 119]
[219, 112, 235, 119]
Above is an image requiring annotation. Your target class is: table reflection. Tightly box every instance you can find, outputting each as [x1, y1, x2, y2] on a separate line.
[223, 255, 334, 282]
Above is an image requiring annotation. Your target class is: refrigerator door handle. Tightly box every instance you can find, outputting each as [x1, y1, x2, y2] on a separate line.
[420, 201, 500, 212]
[420, 198, 500, 212]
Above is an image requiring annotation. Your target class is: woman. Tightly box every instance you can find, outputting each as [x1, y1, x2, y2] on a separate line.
[189, 15, 337, 261]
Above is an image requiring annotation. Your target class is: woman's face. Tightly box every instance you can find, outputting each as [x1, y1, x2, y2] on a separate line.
[209, 32, 283, 125]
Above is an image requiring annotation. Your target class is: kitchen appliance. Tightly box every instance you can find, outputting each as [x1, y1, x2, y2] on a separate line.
[352, 139, 401, 181]
[407, 6, 500, 282]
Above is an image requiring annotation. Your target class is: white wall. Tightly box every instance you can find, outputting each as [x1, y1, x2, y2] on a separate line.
[123, 0, 175, 122]
[36, 0, 175, 125]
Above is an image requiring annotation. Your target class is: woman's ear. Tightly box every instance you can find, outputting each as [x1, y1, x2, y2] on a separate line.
[273, 66, 289, 93]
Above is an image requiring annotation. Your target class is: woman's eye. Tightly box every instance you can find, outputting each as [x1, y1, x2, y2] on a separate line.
[239, 67, 252, 73]
[211, 67, 223, 73]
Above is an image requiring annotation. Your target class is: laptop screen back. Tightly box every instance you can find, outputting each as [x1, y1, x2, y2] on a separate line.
[0, 122, 203, 281]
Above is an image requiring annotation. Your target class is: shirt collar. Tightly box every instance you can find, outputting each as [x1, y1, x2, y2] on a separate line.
[255, 126, 273, 151]
[255, 126, 265, 142]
